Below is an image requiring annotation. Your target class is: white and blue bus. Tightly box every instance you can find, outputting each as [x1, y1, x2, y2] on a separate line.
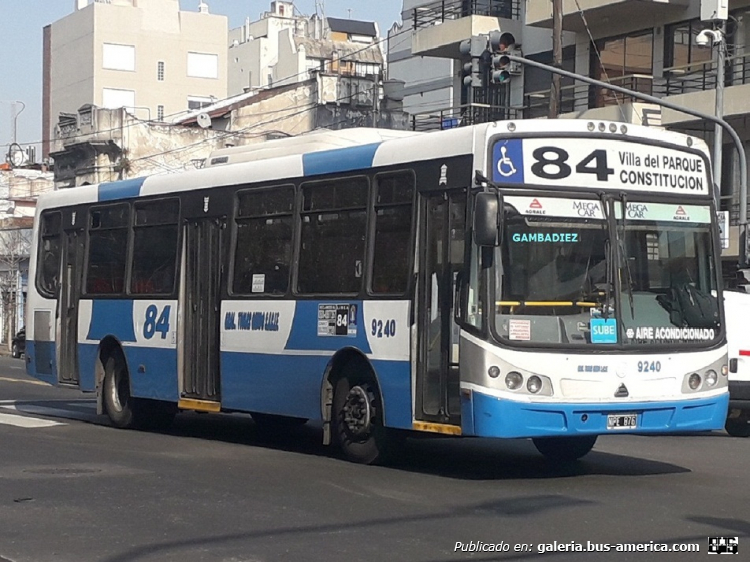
[26, 120, 728, 463]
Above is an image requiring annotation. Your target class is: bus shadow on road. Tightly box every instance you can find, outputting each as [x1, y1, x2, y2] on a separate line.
[6, 400, 691, 481]
[161, 412, 690, 481]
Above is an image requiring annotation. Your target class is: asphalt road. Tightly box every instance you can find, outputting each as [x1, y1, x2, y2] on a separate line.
[0, 355, 747, 562]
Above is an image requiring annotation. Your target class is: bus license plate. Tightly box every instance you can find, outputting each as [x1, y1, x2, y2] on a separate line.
[607, 413, 637, 430]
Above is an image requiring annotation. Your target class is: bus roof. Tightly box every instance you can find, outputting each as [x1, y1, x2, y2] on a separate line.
[37, 119, 709, 212]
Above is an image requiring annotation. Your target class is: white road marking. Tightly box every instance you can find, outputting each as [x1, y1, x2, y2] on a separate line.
[0, 412, 65, 428]
[0, 376, 49, 386]
[0, 400, 98, 425]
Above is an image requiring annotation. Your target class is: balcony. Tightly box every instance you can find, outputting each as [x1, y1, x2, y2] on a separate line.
[657, 51, 750, 127]
[409, 102, 522, 131]
[410, 0, 520, 58]
[524, 74, 655, 122]
[525, 0, 689, 33]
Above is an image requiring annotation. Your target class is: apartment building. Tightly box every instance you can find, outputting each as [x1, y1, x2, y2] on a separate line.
[42, 0, 228, 157]
[228, 1, 384, 97]
[391, 0, 750, 260]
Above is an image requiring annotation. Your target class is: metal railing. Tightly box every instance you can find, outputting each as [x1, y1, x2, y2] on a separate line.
[655, 51, 750, 97]
[523, 74, 654, 118]
[410, 0, 520, 30]
[409, 103, 522, 131]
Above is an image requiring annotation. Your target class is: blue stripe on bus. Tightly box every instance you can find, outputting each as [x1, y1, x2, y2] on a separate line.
[221, 352, 328, 419]
[77, 344, 179, 400]
[77, 343, 98, 391]
[370, 359, 411, 429]
[25, 341, 58, 386]
[302, 143, 381, 176]
[98, 177, 146, 201]
[220, 352, 412, 429]
[121, 345, 179, 401]
[87, 300, 137, 342]
[468, 390, 729, 438]
[285, 301, 372, 353]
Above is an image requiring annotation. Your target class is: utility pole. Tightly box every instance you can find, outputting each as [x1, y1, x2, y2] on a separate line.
[549, 0, 562, 119]
[712, 20, 726, 213]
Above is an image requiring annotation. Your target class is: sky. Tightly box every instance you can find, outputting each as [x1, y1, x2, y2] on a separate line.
[0, 0, 404, 155]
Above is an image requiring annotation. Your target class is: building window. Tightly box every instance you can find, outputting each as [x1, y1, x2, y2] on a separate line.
[187, 52, 219, 79]
[103, 43, 135, 71]
[187, 96, 213, 110]
[157, 61, 165, 81]
[157, 105, 164, 120]
[102, 88, 135, 110]
[590, 31, 654, 107]
[665, 20, 713, 69]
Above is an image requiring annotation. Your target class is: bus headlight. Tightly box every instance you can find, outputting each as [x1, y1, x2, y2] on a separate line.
[505, 371, 523, 390]
[688, 373, 702, 390]
[527, 375, 543, 394]
[705, 370, 718, 387]
[488, 366, 500, 379]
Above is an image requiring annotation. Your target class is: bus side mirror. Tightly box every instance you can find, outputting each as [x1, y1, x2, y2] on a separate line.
[473, 192, 503, 246]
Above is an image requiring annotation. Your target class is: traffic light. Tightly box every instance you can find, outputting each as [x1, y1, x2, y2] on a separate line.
[459, 36, 488, 88]
[488, 31, 521, 85]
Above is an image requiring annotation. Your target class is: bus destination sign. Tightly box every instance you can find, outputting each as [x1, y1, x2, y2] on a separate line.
[492, 138, 709, 196]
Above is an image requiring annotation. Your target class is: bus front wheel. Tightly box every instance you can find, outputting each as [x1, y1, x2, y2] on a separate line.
[725, 413, 750, 437]
[532, 435, 598, 462]
[333, 376, 394, 465]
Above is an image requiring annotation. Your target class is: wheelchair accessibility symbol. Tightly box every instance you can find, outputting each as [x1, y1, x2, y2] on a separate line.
[492, 139, 524, 183]
[496, 146, 517, 177]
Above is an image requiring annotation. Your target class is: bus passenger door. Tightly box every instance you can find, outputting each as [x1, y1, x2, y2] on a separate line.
[179, 217, 225, 408]
[416, 190, 465, 426]
[58, 229, 84, 385]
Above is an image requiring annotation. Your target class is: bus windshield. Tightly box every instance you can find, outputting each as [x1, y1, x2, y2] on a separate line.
[495, 198, 721, 348]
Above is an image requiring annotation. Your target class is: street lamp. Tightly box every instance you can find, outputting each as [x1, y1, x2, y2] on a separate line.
[696, 27, 725, 212]
[7, 100, 26, 145]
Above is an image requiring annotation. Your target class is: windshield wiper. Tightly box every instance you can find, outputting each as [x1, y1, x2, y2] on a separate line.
[598, 193, 615, 320]
[619, 195, 635, 319]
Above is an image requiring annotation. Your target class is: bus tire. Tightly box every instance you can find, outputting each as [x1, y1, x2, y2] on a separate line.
[532, 435, 598, 462]
[725, 416, 750, 437]
[333, 375, 394, 465]
[103, 350, 138, 429]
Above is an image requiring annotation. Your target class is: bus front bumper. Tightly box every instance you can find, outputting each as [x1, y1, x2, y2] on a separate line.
[463, 390, 729, 438]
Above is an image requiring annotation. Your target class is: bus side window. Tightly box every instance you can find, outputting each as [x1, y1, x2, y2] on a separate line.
[38, 212, 62, 297]
[371, 172, 414, 294]
[298, 178, 368, 295]
[130, 199, 180, 295]
[86, 204, 129, 295]
[232, 186, 294, 296]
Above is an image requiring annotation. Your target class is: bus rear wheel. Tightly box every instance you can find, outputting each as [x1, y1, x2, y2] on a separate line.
[333, 376, 395, 465]
[532, 435, 598, 462]
[103, 351, 138, 429]
[103, 351, 176, 430]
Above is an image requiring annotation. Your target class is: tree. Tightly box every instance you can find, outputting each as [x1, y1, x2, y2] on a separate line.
[0, 227, 32, 348]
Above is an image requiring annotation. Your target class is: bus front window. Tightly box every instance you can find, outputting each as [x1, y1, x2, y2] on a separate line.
[493, 200, 722, 348]
[619, 219, 721, 346]
[496, 213, 611, 346]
